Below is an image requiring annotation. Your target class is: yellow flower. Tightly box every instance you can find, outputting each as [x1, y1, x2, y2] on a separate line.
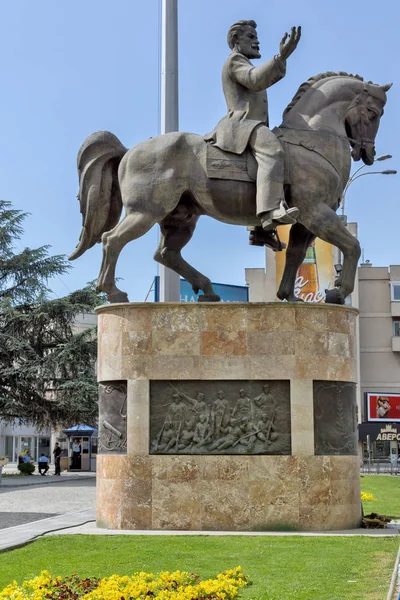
[361, 491, 377, 501]
[1, 567, 249, 600]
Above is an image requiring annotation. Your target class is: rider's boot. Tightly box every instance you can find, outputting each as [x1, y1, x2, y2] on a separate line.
[260, 200, 300, 231]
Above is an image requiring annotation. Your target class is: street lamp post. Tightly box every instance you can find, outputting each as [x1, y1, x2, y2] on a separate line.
[341, 154, 397, 217]
[159, 0, 181, 302]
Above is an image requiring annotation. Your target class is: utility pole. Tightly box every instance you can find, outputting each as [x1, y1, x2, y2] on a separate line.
[159, 0, 181, 302]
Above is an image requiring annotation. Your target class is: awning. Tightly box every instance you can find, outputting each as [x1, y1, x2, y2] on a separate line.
[62, 425, 98, 437]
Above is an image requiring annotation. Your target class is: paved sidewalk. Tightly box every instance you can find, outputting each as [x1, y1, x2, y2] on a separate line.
[0, 477, 96, 534]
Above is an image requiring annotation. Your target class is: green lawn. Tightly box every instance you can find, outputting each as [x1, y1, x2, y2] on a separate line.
[0, 535, 398, 600]
[361, 474, 400, 518]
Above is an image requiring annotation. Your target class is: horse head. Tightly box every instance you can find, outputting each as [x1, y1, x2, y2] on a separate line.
[344, 82, 391, 165]
[282, 73, 391, 167]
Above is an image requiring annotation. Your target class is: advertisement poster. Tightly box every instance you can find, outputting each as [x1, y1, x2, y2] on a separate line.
[367, 393, 400, 422]
[275, 225, 336, 303]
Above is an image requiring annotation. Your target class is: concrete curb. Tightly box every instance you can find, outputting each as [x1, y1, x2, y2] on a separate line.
[0, 475, 95, 488]
[386, 543, 400, 600]
[46, 520, 400, 537]
[0, 509, 96, 552]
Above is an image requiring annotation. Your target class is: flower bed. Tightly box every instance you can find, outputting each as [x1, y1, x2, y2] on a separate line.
[0, 566, 249, 599]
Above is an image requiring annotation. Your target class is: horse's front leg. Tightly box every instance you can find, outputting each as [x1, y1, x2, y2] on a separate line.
[277, 223, 315, 301]
[301, 203, 361, 304]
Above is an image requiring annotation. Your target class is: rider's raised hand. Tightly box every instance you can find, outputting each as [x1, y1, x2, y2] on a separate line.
[279, 26, 301, 61]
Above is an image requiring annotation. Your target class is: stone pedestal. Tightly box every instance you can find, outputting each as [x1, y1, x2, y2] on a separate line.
[96, 302, 360, 531]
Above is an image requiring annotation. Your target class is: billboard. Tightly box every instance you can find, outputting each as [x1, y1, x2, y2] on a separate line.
[154, 277, 248, 303]
[366, 393, 400, 422]
[275, 226, 335, 302]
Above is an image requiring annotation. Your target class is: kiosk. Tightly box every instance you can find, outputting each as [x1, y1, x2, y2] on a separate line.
[62, 425, 98, 472]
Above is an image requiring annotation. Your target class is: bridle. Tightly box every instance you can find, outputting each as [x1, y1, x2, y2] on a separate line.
[344, 84, 383, 149]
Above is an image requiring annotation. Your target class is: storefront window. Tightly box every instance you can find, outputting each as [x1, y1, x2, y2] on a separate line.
[375, 441, 389, 458]
[5, 436, 14, 462]
[38, 437, 51, 459]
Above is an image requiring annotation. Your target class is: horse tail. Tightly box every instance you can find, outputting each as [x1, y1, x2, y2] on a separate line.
[69, 130, 128, 261]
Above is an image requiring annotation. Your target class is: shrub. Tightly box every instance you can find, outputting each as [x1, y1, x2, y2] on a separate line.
[17, 462, 35, 476]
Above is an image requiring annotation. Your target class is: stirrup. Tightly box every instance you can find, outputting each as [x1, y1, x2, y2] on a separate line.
[248, 226, 286, 252]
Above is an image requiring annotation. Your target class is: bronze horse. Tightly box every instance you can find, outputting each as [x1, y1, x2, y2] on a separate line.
[70, 72, 390, 304]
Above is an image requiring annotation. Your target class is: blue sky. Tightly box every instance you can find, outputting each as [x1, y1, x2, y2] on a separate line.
[0, 0, 398, 301]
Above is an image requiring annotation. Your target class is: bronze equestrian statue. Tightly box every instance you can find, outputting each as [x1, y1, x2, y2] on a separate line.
[70, 21, 391, 305]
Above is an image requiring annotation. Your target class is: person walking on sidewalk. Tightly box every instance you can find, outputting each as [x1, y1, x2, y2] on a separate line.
[38, 454, 50, 476]
[53, 442, 62, 476]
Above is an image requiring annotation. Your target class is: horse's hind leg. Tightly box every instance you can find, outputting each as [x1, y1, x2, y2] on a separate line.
[154, 213, 220, 302]
[98, 212, 156, 302]
[301, 203, 361, 304]
[277, 223, 315, 302]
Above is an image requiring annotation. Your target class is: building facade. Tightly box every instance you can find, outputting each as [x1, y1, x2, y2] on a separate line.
[357, 264, 400, 460]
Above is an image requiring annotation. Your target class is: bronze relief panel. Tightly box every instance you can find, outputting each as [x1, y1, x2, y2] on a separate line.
[150, 380, 291, 455]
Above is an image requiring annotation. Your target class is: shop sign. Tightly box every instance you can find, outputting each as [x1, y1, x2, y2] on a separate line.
[367, 393, 400, 422]
[376, 424, 400, 441]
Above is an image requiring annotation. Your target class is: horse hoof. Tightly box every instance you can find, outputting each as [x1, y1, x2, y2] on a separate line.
[277, 294, 303, 303]
[325, 288, 345, 305]
[198, 293, 221, 302]
[109, 291, 129, 303]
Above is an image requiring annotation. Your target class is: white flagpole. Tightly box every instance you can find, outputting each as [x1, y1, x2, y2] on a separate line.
[159, 0, 181, 302]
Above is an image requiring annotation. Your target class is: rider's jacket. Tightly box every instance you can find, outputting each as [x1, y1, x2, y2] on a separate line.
[205, 51, 286, 154]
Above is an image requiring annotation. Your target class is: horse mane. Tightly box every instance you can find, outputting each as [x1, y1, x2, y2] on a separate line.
[283, 71, 365, 118]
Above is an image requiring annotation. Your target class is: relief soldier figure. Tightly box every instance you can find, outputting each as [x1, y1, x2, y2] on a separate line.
[177, 418, 196, 451]
[166, 393, 188, 433]
[209, 418, 243, 452]
[193, 412, 212, 448]
[153, 419, 176, 452]
[210, 391, 231, 438]
[235, 416, 258, 453]
[254, 384, 277, 418]
[255, 412, 278, 448]
[232, 389, 254, 420]
[178, 390, 208, 418]
[205, 20, 301, 232]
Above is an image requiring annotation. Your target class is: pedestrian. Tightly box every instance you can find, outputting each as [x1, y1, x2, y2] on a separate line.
[53, 442, 62, 476]
[38, 454, 50, 476]
[23, 450, 33, 463]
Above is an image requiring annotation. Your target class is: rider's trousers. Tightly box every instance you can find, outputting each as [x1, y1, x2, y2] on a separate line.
[248, 124, 285, 217]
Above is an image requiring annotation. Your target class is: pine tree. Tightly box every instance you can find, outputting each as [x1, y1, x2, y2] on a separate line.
[0, 200, 103, 427]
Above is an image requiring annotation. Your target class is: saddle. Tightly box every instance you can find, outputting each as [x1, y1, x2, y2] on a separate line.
[205, 126, 292, 184]
[205, 144, 257, 182]
[205, 129, 289, 252]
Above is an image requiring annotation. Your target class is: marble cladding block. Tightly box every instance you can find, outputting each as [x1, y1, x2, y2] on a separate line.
[97, 454, 361, 531]
[96, 303, 358, 382]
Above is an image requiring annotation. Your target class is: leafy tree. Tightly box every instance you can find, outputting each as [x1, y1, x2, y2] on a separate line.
[0, 200, 104, 427]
